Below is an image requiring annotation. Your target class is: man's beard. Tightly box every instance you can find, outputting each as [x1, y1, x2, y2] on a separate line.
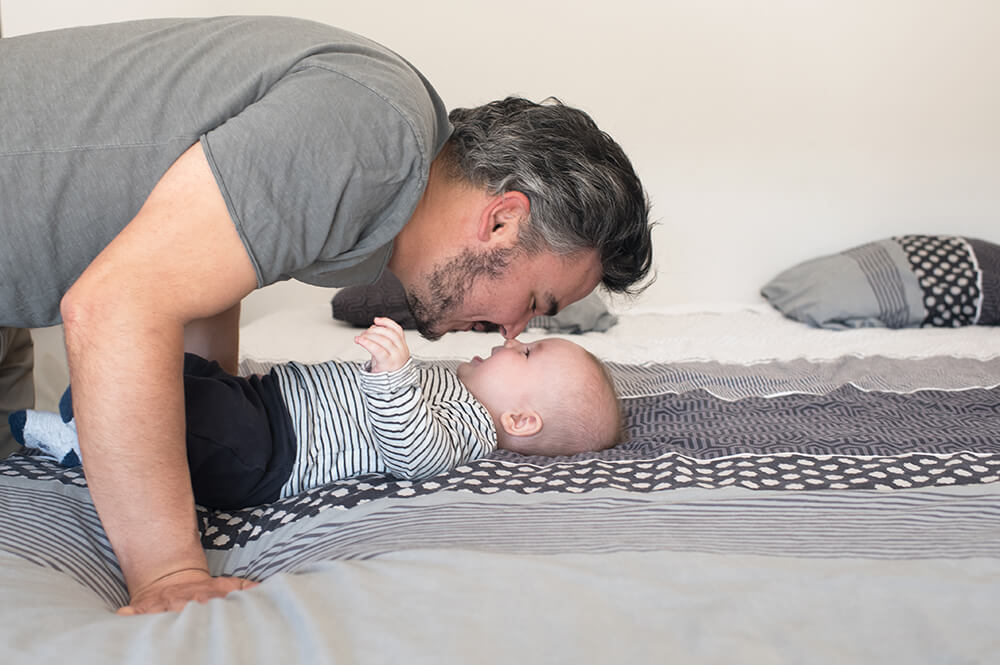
[405, 246, 517, 340]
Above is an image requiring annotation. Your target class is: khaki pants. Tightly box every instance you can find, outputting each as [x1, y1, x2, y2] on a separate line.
[0, 328, 34, 459]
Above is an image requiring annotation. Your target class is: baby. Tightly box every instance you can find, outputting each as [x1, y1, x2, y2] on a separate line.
[11, 317, 622, 508]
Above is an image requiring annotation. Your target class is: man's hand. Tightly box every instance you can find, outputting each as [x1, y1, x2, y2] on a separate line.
[355, 317, 410, 373]
[116, 568, 258, 615]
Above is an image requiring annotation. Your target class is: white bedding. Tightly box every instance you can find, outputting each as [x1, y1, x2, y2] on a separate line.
[3, 305, 998, 665]
[240, 302, 1000, 365]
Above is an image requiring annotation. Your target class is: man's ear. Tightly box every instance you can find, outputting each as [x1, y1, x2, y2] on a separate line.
[477, 191, 530, 243]
[499, 409, 543, 438]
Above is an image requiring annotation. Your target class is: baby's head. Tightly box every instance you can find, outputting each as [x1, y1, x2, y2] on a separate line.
[457, 337, 622, 456]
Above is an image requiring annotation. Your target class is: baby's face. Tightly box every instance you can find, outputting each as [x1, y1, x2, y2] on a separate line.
[456, 337, 591, 409]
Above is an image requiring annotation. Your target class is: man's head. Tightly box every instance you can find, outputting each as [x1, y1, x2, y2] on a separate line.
[456, 337, 623, 456]
[390, 97, 653, 340]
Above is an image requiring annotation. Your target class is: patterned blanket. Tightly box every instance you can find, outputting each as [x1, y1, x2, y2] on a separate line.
[2, 355, 998, 609]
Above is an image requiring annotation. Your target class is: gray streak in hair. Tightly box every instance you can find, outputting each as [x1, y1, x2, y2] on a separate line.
[441, 97, 655, 296]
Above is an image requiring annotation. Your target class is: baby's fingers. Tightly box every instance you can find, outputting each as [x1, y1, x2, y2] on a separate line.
[370, 317, 408, 351]
[371, 317, 404, 335]
[361, 322, 404, 350]
[355, 333, 391, 359]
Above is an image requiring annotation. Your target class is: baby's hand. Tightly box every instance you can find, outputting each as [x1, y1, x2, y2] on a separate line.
[355, 317, 410, 373]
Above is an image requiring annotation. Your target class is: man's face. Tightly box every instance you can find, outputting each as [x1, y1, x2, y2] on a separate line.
[405, 245, 602, 340]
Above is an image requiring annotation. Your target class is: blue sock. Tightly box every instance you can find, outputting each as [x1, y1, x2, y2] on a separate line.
[8, 409, 81, 467]
[59, 386, 74, 423]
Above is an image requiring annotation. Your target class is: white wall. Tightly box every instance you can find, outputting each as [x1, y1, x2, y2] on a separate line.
[5, 0, 999, 313]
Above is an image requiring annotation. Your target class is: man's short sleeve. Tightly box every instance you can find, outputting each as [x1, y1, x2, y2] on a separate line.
[201, 64, 433, 288]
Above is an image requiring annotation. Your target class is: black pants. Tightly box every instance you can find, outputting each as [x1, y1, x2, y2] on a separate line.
[181, 354, 296, 509]
[65, 354, 296, 509]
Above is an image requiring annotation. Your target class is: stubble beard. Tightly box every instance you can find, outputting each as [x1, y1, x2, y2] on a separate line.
[405, 246, 517, 340]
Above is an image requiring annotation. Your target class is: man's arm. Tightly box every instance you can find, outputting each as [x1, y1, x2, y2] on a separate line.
[61, 142, 260, 614]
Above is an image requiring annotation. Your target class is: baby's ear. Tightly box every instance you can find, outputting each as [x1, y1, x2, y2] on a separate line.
[499, 410, 543, 438]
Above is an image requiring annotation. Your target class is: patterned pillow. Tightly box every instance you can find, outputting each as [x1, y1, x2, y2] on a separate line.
[332, 271, 618, 333]
[331, 271, 416, 328]
[761, 235, 999, 329]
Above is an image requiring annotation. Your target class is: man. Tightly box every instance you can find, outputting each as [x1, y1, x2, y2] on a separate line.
[2, 16, 652, 614]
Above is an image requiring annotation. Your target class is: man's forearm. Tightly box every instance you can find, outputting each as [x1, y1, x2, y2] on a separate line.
[56, 141, 261, 612]
[63, 314, 208, 594]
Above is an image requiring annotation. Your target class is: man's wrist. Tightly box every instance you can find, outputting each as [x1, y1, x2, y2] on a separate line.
[134, 567, 211, 594]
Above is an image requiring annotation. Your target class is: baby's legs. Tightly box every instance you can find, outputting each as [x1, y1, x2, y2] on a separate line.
[8, 396, 80, 467]
[10, 355, 295, 510]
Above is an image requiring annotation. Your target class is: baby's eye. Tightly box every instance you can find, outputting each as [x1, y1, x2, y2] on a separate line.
[524, 347, 531, 358]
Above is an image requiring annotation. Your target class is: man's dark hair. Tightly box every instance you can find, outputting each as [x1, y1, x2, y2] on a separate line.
[441, 97, 654, 295]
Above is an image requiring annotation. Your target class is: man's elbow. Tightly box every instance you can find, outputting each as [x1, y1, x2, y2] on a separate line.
[60, 280, 117, 354]
[60, 283, 93, 344]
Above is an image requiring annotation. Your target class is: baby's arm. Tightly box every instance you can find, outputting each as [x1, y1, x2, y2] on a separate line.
[354, 318, 494, 479]
[356, 368, 496, 481]
[354, 317, 409, 373]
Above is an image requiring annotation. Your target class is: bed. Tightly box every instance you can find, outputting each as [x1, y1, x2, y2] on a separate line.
[2, 301, 998, 664]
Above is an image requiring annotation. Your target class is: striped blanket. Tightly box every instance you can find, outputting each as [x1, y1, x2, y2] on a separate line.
[2, 354, 998, 616]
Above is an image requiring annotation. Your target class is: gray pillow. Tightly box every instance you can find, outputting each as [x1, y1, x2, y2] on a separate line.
[331, 271, 416, 328]
[524, 291, 618, 334]
[761, 235, 999, 329]
[332, 271, 617, 333]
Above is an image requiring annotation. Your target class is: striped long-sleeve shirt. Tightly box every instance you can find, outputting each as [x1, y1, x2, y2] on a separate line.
[269, 358, 497, 497]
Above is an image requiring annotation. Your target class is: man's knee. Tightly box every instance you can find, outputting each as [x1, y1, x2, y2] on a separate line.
[0, 328, 36, 458]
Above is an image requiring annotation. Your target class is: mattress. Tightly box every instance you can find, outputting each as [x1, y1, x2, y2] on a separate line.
[2, 304, 998, 664]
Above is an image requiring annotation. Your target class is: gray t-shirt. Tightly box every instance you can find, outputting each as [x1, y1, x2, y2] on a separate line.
[0, 16, 451, 327]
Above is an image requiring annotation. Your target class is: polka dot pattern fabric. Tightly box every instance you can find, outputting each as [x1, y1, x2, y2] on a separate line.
[895, 235, 982, 327]
[762, 234, 998, 330]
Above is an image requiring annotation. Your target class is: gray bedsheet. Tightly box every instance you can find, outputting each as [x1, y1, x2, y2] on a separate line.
[1, 355, 998, 664]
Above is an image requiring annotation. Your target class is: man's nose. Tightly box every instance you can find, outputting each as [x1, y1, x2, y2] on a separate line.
[499, 314, 533, 340]
[503, 338, 526, 351]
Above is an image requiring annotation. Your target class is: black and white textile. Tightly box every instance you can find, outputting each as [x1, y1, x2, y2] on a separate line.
[2, 307, 998, 665]
[762, 235, 1000, 329]
[271, 358, 495, 497]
